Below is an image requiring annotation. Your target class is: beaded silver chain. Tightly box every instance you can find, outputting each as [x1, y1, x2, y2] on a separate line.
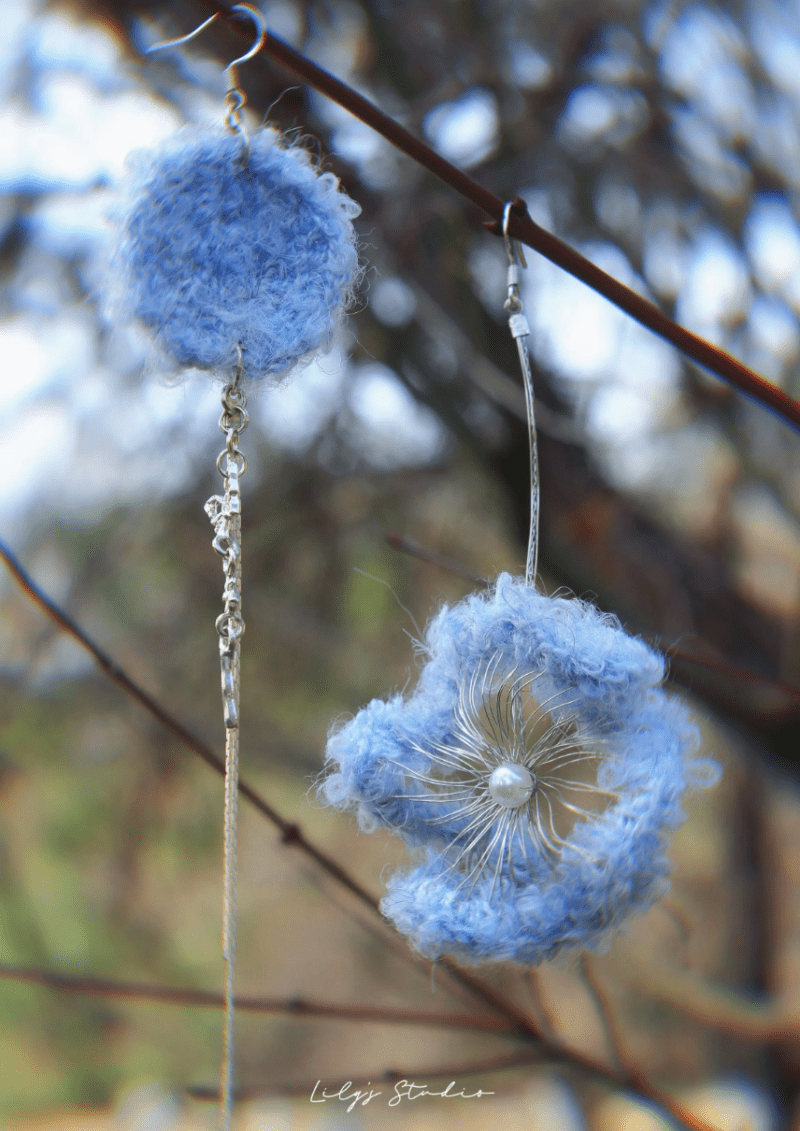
[204, 358, 248, 1131]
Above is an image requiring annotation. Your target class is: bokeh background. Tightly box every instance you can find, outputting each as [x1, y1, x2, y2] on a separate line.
[1, 0, 799, 1127]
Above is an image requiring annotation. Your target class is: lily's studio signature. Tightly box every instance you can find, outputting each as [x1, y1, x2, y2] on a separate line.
[310, 1079, 496, 1113]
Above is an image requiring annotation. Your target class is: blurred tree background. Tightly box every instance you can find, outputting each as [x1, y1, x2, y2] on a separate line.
[0, 0, 799, 1127]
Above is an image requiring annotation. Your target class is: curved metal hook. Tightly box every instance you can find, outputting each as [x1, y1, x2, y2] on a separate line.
[503, 201, 528, 269]
[146, 5, 267, 149]
[146, 12, 219, 54]
[146, 5, 266, 67]
[222, 4, 268, 93]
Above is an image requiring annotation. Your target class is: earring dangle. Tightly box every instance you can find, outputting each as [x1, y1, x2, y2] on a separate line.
[106, 8, 361, 1127]
[318, 201, 719, 967]
[203, 352, 247, 1131]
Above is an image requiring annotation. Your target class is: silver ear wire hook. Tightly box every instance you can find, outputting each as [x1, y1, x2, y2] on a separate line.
[503, 201, 528, 313]
[146, 4, 267, 157]
[502, 200, 528, 267]
[502, 201, 539, 587]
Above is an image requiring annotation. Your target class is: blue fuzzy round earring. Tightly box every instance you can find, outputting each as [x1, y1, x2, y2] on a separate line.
[318, 203, 719, 967]
[105, 8, 361, 1127]
[107, 7, 360, 386]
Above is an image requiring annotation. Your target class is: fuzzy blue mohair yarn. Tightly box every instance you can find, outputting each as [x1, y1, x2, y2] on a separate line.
[319, 574, 719, 965]
[107, 126, 361, 382]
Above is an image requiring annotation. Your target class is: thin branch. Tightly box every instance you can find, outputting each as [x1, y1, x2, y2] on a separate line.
[579, 955, 627, 1074]
[6, 944, 721, 1131]
[620, 950, 799, 1042]
[208, 4, 800, 432]
[0, 962, 514, 1033]
[657, 900, 693, 968]
[385, 532, 486, 586]
[5, 942, 726, 1131]
[522, 968, 559, 1042]
[666, 644, 800, 708]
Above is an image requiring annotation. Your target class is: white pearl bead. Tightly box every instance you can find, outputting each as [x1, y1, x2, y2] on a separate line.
[488, 763, 534, 809]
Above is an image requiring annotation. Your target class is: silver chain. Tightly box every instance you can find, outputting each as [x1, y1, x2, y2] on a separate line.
[204, 364, 248, 1131]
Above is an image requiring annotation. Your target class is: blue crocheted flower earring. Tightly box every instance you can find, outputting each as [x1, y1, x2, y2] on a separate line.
[319, 203, 719, 967]
[105, 9, 361, 1125]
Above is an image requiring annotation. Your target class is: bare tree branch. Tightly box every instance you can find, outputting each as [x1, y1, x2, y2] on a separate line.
[384, 532, 486, 586]
[619, 951, 800, 1043]
[203, 4, 800, 431]
[579, 955, 628, 1074]
[0, 962, 515, 1033]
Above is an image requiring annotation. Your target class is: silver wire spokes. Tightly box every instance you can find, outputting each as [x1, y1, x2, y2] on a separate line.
[394, 653, 621, 897]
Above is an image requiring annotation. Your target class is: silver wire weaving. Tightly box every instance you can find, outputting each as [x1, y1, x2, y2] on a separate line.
[394, 653, 619, 898]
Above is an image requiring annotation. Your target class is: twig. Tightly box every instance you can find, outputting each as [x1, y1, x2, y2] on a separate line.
[384, 532, 486, 586]
[0, 962, 514, 1033]
[657, 900, 693, 968]
[579, 955, 627, 1074]
[619, 949, 797, 1042]
[667, 644, 800, 708]
[208, 4, 800, 432]
[522, 968, 559, 1041]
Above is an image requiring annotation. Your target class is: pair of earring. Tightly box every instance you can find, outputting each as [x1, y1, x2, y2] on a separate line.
[106, 6, 719, 1121]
